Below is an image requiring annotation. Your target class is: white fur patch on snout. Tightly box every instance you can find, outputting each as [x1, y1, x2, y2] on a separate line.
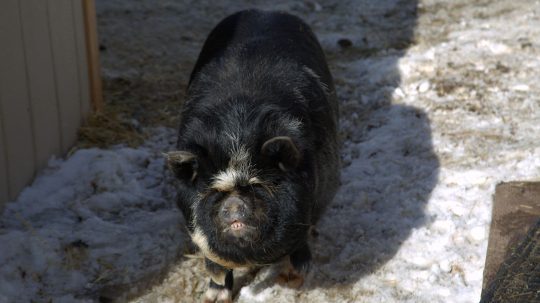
[212, 168, 247, 191]
[211, 169, 264, 192]
[210, 144, 262, 191]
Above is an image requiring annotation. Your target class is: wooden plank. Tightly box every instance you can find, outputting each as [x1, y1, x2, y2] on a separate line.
[0, 104, 9, 208]
[82, 0, 104, 112]
[20, 0, 62, 170]
[482, 181, 540, 292]
[48, 0, 82, 153]
[72, 0, 92, 121]
[0, 0, 37, 201]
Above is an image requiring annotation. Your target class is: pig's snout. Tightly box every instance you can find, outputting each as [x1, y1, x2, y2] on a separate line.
[219, 196, 249, 225]
[217, 195, 262, 242]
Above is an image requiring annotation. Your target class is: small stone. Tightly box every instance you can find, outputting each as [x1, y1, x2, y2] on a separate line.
[468, 226, 485, 242]
[393, 87, 406, 98]
[431, 220, 455, 233]
[410, 256, 431, 267]
[306, 1, 323, 12]
[439, 260, 451, 273]
[439, 288, 451, 297]
[417, 81, 430, 93]
[450, 206, 466, 217]
[338, 38, 353, 49]
[511, 84, 530, 92]
[495, 62, 510, 73]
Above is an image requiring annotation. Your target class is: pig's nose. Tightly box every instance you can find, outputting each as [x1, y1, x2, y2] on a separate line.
[219, 196, 248, 223]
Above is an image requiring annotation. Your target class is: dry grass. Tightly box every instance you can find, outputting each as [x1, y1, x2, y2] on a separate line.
[76, 75, 186, 149]
[77, 105, 145, 149]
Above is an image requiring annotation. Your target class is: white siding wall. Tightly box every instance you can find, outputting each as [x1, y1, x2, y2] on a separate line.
[0, 0, 94, 208]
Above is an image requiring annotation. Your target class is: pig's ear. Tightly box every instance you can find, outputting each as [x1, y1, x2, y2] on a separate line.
[163, 151, 198, 182]
[261, 136, 301, 172]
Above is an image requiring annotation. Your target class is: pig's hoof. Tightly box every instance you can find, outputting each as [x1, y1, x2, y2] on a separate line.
[276, 266, 305, 289]
[202, 287, 232, 303]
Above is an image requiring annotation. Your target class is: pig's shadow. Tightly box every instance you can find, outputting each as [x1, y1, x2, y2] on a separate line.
[309, 0, 436, 289]
[247, 105, 439, 292]
[305, 105, 439, 288]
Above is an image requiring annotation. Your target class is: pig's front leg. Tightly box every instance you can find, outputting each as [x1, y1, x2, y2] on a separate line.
[203, 258, 233, 303]
[277, 241, 312, 288]
[290, 241, 312, 275]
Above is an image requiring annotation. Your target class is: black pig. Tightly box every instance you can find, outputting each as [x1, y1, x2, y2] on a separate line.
[165, 9, 339, 303]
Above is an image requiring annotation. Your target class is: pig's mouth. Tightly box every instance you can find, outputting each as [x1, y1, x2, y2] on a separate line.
[230, 220, 245, 230]
[225, 220, 253, 233]
[221, 220, 259, 242]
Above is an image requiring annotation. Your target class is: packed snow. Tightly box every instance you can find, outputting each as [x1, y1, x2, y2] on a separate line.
[0, 128, 187, 302]
[1, 0, 539, 302]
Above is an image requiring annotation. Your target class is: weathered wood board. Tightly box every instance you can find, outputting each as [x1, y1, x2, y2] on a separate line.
[481, 182, 540, 302]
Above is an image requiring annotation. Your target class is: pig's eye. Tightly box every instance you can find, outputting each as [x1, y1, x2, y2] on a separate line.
[164, 151, 199, 183]
[261, 136, 301, 172]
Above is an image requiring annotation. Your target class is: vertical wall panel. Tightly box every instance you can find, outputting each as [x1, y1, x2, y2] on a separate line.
[48, 0, 82, 153]
[82, 0, 104, 112]
[20, 0, 62, 171]
[0, 0, 37, 201]
[0, 0, 96, 208]
[0, 106, 9, 205]
[73, 0, 92, 121]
